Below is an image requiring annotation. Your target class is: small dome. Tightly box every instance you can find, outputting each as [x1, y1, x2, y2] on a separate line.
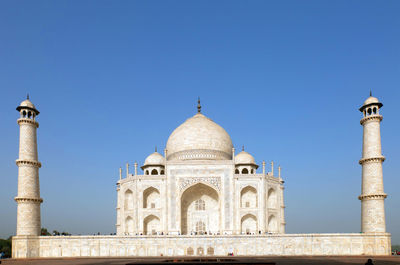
[166, 113, 233, 161]
[359, 95, 383, 112]
[363, 96, 379, 106]
[143, 152, 165, 167]
[20, 99, 36, 109]
[235, 151, 256, 165]
[16, 98, 40, 114]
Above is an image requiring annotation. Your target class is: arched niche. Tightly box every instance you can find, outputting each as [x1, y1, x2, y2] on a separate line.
[125, 216, 134, 234]
[143, 187, 160, 208]
[241, 214, 257, 234]
[143, 214, 160, 235]
[267, 188, 277, 208]
[240, 186, 257, 208]
[180, 183, 219, 235]
[268, 215, 278, 233]
[124, 189, 133, 210]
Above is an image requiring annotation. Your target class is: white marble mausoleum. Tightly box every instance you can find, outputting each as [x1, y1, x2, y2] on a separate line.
[12, 96, 391, 258]
[116, 100, 285, 238]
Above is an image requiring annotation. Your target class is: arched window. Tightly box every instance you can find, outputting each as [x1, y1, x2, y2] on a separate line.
[187, 247, 194, 255]
[151, 169, 158, 175]
[143, 187, 160, 208]
[251, 169, 254, 174]
[125, 216, 134, 234]
[28, 111, 32, 118]
[207, 247, 214, 255]
[197, 247, 204, 255]
[145, 170, 149, 175]
[267, 188, 277, 208]
[160, 170, 165, 175]
[143, 214, 160, 235]
[124, 189, 133, 210]
[195, 221, 205, 234]
[367, 108, 372, 115]
[242, 168, 249, 174]
[235, 169, 239, 174]
[240, 186, 257, 208]
[195, 199, 205, 211]
[22, 110, 26, 118]
[241, 214, 257, 234]
[268, 215, 278, 233]
[373, 107, 377, 114]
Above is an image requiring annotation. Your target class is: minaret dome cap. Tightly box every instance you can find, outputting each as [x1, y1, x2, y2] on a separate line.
[16, 99, 40, 115]
[359, 96, 383, 112]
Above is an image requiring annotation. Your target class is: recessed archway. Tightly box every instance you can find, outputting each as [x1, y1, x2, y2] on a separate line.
[143, 187, 160, 208]
[125, 216, 134, 234]
[241, 214, 257, 234]
[180, 183, 219, 235]
[268, 215, 278, 233]
[143, 214, 160, 235]
[124, 189, 133, 210]
[240, 186, 257, 208]
[267, 188, 277, 208]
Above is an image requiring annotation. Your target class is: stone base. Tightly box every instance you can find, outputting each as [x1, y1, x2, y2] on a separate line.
[12, 233, 391, 258]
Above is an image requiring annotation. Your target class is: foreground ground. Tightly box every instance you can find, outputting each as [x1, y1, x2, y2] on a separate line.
[1, 256, 400, 265]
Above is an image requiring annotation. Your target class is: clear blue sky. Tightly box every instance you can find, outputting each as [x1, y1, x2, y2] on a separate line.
[0, 1, 399, 243]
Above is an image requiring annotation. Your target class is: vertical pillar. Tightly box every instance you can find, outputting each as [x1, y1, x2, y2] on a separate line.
[358, 95, 387, 233]
[15, 97, 42, 236]
[271, 161, 274, 176]
[262, 161, 265, 175]
[134, 162, 138, 176]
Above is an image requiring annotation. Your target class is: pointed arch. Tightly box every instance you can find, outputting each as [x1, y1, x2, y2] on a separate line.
[143, 214, 160, 235]
[187, 247, 194, 255]
[240, 186, 257, 208]
[207, 247, 214, 255]
[267, 188, 277, 208]
[241, 214, 257, 234]
[125, 216, 134, 234]
[268, 214, 278, 233]
[124, 189, 133, 210]
[180, 183, 219, 235]
[143, 187, 160, 208]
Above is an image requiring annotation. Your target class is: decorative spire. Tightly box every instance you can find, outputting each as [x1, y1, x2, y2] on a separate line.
[197, 97, 201, 113]
[242, 145, 244, 151]
[27, 93, 29, 100]
[155, 146, 157, 153]
[370, 90, 372, 97]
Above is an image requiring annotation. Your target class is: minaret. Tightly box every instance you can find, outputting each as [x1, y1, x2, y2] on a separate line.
[15, 96, 43, 236]
[358, 93, 387, 233]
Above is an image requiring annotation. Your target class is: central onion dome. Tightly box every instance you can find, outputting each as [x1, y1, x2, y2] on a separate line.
[166, 112, 233, 161]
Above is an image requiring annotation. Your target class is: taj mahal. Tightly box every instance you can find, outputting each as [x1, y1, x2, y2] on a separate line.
[12, 95, 391, 258]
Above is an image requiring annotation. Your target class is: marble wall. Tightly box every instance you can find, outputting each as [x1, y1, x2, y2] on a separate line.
[12, 233, 391, 258]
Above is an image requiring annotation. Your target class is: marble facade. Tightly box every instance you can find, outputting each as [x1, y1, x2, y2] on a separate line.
[12, 96, 391, 258]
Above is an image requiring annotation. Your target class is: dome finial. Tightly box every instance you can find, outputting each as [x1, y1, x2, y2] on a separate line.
[242, 145, 244, 151]
[27, 93, 29, 100]
[370, 90, 372, 97]
[197, 97, 201, 113]
[155, 146, 157, 153]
